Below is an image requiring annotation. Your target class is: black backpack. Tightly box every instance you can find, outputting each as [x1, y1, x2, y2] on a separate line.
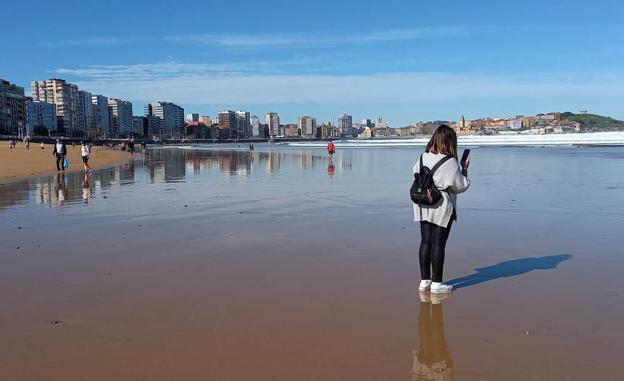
[410, 154, 453, 206]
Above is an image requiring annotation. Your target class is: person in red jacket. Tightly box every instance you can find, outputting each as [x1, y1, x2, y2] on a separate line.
[327, 139, 335, 158]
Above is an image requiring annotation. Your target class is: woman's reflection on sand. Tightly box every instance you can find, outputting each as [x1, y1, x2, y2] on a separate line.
[411, 293, 453, 381]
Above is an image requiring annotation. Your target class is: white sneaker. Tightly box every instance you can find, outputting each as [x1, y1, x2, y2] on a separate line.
[430, 282, 453, 294]
[419, 293, 431, 303]
[419, 280, 432, 291]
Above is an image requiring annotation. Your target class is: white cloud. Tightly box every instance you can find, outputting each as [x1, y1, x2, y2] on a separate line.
[164, 27, 466, 48]
[39, 36, 148, 48]
[72, 71, 624, 106]
[53, 59, 322, 81]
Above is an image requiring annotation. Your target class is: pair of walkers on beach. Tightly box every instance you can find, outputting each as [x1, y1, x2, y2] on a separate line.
[52, 139, 92, 173]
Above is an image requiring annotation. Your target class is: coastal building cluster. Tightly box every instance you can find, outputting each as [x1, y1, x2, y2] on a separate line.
[0, 77, 390, 140]
[391, 113, 582, 138]
[1, 78, 187, 139]
[1, 76, 585, 141]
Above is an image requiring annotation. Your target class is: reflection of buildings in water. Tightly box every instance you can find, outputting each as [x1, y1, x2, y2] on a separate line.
[143, 148, 352, 178]
[411, 297, 453, 381]
[34, 174, 69, 206]
[165, 154, 186, 182]
[191, 158, 203, 174]
[341, 158, 352, 171]
[118, 161, 135, 185]
[268, 151, 280, 173]
[145, 149, 186, 182]
[0, 180, 31, 209]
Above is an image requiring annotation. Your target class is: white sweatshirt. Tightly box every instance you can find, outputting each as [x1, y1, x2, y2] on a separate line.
[412, 152, 470, 228]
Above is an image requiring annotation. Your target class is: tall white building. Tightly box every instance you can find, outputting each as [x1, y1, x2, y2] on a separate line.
[250, 115, 260, 136]
[337, 113, 353, 135]
[91, 95, 111, 136]
[31, 79, 80, 134]
[298, 116, 317, 137]
[146, 101, 184, 137]
[108, 98, 133, 136]
[265, 112, 279, 137]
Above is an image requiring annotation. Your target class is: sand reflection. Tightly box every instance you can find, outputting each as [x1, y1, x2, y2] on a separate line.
[411, 294, 453, 381]
[0, 147, 352, 209]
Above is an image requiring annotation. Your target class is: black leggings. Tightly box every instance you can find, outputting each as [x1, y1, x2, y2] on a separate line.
[419, 221, 452, 282]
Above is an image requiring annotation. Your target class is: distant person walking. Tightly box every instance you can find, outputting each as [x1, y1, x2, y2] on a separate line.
[412, 125, 470, 294]
[81, 141, 92, 173]
[52, 138, 67, 172]
[327, 139, 335, 158]
[128, 139, 135, 156]
[40, 142, 45, 150]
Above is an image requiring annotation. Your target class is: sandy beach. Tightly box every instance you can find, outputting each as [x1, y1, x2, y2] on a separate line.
[0, 145, 623, 380]
[0, 143, 131, 182]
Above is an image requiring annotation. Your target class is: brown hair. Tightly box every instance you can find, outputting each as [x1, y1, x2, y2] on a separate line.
[425, 124, 458, 159]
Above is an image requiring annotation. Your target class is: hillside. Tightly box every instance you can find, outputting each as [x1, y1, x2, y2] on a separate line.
[560, 112, 624, 132]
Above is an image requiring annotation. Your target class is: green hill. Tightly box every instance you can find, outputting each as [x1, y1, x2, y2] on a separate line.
[560, 112, 624, 132]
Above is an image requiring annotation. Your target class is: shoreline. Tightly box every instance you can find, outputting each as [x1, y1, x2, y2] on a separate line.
[0, 144, 131, 183]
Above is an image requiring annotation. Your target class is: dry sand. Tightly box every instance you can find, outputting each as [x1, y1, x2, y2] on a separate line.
[0, 143, 130, 182]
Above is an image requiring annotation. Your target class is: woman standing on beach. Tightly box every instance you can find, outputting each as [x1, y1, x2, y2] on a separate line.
[413, 125, 470, 294]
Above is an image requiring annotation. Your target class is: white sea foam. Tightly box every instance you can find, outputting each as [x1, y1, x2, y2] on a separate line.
[286, 132, 624, 148]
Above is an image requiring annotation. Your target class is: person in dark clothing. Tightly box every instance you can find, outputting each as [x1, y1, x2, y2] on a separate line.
[52, 139, 67, 172]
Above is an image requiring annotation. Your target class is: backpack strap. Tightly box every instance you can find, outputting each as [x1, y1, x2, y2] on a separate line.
[419, 154, 424, 171]
[429, 155, 453, 175]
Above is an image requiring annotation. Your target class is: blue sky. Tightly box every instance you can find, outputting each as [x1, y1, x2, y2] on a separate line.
[3, 0, 624, 126]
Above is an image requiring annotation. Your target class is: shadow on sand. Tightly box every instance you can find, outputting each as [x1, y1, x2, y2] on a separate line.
[447, 254, 572, 290]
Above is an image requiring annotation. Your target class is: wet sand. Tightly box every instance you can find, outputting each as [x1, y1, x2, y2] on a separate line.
[0, 143, 130, 182]
[0, 146, 623, 380]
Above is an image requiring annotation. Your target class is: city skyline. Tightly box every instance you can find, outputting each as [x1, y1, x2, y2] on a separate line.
[4, 1, 624, 126]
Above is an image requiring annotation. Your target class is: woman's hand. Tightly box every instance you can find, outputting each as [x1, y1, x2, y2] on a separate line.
[461, 156, 470, 176]
[462, 156, 471, 170]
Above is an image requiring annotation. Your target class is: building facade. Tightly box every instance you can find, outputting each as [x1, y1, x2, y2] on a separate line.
[132, 116, 147, 137]
[337, 113, 353, 135]
[265, 112, 279, 137]
[26, 100, 57, 136]
[250, 115, 260, 136]
[236, 111, 251, 138]
[108, 98, 133, 137]
[91, 95, 111, 136]
[31, 79, 81, 135]
[146, 101, 184, 137]
[0, 79, 27, 136]
[78, 90, 93, 133]
[298, 116, 317, 137]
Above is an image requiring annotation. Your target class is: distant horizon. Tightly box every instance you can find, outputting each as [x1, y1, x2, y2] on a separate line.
[5, 1, 624, 125]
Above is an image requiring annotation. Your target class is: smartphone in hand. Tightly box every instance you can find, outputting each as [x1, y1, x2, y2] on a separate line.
[460, 149, 471, 167]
